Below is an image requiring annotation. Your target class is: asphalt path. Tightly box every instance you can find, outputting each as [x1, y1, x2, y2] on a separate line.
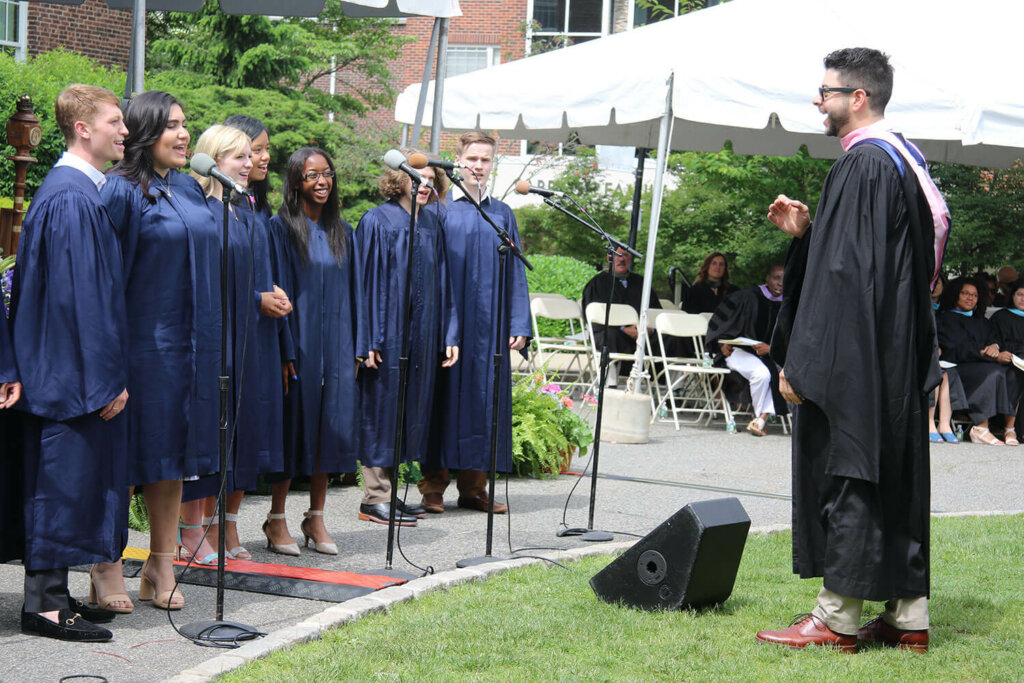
[1, 418, 1020, 682]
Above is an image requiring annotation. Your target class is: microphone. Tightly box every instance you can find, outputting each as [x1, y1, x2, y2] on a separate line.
[407, 152, 460, 172]
[191, 152, 250, 196]
[382, 149, 434, 190]
[514, 180, 563, 198]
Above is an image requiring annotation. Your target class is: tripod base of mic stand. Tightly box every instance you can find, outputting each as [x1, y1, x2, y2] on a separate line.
[179, 619, 261, 644]
[456, 555, 507, 568]
[557, 527, 614, 542]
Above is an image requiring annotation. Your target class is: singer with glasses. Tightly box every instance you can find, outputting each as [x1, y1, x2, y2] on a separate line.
[355, 148, 459, 526]
[180, 125, 292, 563]
[99, 91, 221, 611]
[262, 147, 367, 556]
[420, 131, 531, 515]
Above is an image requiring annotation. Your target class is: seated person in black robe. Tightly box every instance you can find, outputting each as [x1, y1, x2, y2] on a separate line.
[992, 266, 1018, 308]
[987, 278, 1024, 442]
[936, 277, 1019, 445]
[581, 247, 661, 383]
[706, 264, 788, 436]
[681, 251, 738, 314]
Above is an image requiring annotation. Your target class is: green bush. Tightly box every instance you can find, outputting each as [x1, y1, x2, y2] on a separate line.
[523, 254, 597, 338]
[1, 50, 125, 197]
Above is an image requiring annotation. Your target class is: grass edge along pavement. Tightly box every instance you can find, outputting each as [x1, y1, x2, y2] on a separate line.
[179, 514, 1024, 682]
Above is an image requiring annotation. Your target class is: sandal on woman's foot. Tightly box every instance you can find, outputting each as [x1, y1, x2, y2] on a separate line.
[89, 565, 134, 614]
[969, 426, 1004, 446]
[746, 417, 767, 437]
[940, 432, 960, 444]
[929, 432, 943, 443]
[1004, 428, 1019, 446]
[177, 521, 219, 565]
[205, 513, 252, 560]
[139, 552, 184, 610]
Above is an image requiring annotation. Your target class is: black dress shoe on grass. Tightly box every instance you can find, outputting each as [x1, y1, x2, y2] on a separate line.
[397, 500, 427, 518]
[66, 591, 116, 624]
[358, 503, 418, 527]
[21, 608, 113, 642]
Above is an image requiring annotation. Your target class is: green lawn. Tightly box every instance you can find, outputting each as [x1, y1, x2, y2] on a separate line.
[222, 514, 1024, 682]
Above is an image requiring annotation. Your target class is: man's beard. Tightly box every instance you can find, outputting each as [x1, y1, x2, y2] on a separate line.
[825, 107, 848, 137]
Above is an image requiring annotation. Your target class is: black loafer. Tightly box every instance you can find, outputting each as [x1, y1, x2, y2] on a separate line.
[358, 503, 418, 527]
[397, 500, 427, 518]
[67, 591, 116, 624]
[21, 608, 113, 642]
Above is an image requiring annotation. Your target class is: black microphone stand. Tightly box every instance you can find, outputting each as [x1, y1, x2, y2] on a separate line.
[447, 170, 533, 568]
[180, 185, 258, 643]
[542, 196, 640, 543]
[383, 177, 421, 573]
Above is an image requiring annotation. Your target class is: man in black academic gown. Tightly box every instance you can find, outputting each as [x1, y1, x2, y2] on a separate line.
[757, 48, 948, 654]
[581, 247, 661, 382]
[11, 84, 130, 642]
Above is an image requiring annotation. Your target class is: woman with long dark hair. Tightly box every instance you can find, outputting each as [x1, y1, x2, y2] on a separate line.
[988, 279, 1024, 445]
[937, 277, 1018, 445]
[97, 91, 221, 609]
[682, 252, 737, 314]
[262, 147, 367, 555]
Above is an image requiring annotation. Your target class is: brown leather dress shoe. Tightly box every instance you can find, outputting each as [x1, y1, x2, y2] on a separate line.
[858, 616, 928, 653]
[420, 493, 445, 514]
[756, 614, 857, 653]
[457, 491, 508, 514]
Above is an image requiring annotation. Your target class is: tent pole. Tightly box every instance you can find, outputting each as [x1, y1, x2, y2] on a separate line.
[430, 18, 449, 155]
[411, 18, 440, 147]
[627, 73, 673, 392]
[131, 0, 146, 95]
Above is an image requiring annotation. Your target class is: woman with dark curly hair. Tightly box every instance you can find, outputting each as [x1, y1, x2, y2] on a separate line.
[354, 149, 459, 526]
[937, 277, 1019, 445]
[261, 147, 367, 556]
[682, 252, 737, 313]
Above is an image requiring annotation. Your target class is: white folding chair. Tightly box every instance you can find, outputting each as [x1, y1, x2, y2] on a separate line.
[585, 302, 644, 392]
[659, 298, 680, 311]
[654, 311, 733, 430]
[530, 296, 594, 389]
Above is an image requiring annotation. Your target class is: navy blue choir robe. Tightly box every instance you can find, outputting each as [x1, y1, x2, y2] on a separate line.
[355, 201, 458, 468]
[426, 195, 531, 473]
[270, 214, 367, 477]
[0, 287, 22, 563]
[102, 171, 221, 486]
[183, 199, 285, 499]
[11, 166, 129, 571]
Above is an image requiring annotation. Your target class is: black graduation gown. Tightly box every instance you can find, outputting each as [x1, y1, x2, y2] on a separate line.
[774, 143, 939, 601]
[426, 196, 531, 473]
[0, 292, 22, 563]
[11, 167, 130, 571]
[682, 279, 736, 314]
[581, 271, 660, 355]
[355, 201, 458, 468]
[936, 310, 1018, 422]
[706, 286, 787, 416]
[989, 308, 1024, 422]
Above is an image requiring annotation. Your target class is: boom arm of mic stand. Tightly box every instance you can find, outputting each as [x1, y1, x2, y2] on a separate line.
[540, 196, 641, 261]
[445, 170, 533, 271]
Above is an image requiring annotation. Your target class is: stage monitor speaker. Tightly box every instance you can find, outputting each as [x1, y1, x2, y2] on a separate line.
[589, 497, 750, 611]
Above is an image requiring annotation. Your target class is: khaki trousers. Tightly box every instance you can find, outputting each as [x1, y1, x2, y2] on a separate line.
[416, 468, 488, 499]
[360, 465, 393, 505]
[812, 587, 929, 635]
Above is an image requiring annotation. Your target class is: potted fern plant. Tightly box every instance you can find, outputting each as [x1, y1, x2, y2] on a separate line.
[511, 374, 593, 478]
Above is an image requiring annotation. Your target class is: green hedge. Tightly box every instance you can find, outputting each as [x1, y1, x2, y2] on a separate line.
[523, 253, 597, 338]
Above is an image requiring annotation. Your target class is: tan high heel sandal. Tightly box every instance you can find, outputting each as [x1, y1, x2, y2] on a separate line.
[89, 564, 134, 614]
[139, 551, 185, 610]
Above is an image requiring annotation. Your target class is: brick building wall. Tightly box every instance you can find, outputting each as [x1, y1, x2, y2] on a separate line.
[27, 0, 131, 70]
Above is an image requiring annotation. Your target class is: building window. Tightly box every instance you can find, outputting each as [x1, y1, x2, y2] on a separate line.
[0, 0, 26, 61]
[530, 0, 611, 47]
[633, 1, 713, 27]
[445, 45, 501, 78]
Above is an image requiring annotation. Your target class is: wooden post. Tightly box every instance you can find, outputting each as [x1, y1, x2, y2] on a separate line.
[5, 94, 43, 255]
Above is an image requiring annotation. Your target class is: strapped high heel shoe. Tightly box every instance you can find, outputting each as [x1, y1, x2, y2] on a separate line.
[203, 514, 252, 560]
[177, 521, 219, 565]
[262, 513, 300, 556]
[138, 551, 184, 610]
[88, 564, 134, 614]
[301, 509, 338, 555]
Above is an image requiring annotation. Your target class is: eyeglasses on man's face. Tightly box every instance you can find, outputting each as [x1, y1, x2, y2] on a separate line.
[302, 170, 335, 181]
[818, 86, 871, 100]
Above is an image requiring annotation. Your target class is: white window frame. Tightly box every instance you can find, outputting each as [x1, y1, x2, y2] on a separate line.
[526, 0, 613, 50]
[0, 0, 27, 61]
[445, 44, 501, 79]
[628, 0, 683, 28]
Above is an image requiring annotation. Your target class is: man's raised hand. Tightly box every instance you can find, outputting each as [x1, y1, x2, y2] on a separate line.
[767, 195, 811, 238]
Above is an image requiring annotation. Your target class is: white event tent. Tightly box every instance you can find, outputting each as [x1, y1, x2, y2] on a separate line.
[394, 0, 1024, 387]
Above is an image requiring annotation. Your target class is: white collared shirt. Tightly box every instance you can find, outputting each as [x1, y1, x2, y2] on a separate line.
[452, 183, 491, 204]
[53, 151, 107, 191]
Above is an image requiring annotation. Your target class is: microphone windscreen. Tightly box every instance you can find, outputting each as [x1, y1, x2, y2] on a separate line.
[190, 152, 217, 177]
[382, 149, 408, 171]
[407, 153, 429, 169]
[514, 180, 531, 195]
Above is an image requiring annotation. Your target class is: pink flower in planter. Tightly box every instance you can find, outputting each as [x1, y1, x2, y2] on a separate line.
[582, 393, 598, 405]
[540, 383, 562, 395]
[561, 396, 574, 409]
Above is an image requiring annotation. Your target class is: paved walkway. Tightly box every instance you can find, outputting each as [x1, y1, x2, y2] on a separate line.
[1, 418, 1021, 681]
